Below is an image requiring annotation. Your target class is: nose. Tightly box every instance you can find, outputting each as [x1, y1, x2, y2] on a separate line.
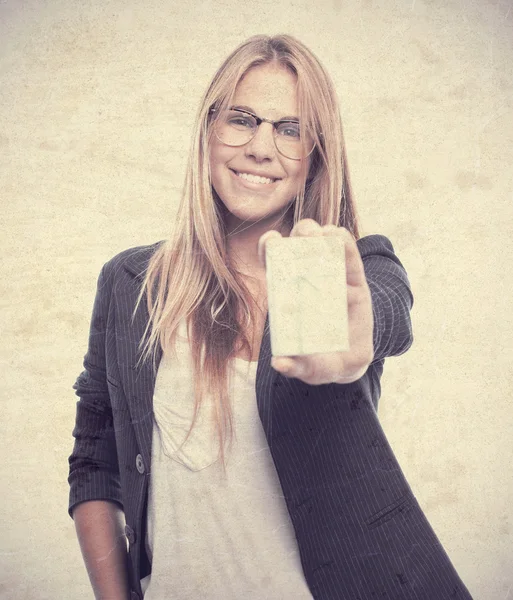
[243, 122, 276, 161]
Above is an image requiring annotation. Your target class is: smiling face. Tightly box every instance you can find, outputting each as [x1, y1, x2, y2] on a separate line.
[209, 63, 311, 234]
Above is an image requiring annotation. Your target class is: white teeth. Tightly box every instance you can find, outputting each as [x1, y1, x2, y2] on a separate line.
[236, 171, 274, 184]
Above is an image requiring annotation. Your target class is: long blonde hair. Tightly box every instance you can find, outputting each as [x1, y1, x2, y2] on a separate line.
[135, 34, 360, 473]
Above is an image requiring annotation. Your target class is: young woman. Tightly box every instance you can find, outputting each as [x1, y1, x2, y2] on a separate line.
[68, 34, 473, 600]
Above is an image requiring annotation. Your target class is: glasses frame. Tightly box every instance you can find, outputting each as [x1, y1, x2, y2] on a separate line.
[209, 106, 319, 161]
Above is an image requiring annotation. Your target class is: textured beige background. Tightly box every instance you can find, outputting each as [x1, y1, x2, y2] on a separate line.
[1, 0, 512, 598]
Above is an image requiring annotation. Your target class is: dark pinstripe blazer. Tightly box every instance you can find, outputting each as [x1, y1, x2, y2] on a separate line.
[68, 234, 473, 600]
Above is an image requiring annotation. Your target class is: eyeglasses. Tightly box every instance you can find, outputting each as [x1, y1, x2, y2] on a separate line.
[209, 107, 317, 161]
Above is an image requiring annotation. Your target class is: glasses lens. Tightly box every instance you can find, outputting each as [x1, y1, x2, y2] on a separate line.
[275, 121, 314, 160]
[214, 110, 256, 146]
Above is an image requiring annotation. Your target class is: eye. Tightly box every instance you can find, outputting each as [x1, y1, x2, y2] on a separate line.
[276, 121, 301, 139]
[225, 111, 256, 130]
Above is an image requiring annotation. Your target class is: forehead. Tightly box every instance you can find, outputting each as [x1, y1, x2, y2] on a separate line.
[233, 64, 299, 120]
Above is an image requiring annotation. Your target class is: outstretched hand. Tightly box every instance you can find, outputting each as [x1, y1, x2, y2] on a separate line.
[258, 219, 374, 385]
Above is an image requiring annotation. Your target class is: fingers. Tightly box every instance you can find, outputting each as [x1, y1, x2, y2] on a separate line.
[289, 218, 323, 237]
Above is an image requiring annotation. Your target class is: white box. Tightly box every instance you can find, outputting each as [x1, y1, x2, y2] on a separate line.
[265, 235, 349, 357]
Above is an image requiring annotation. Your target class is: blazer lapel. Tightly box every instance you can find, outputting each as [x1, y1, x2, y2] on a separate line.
[115, 244, 163, 472]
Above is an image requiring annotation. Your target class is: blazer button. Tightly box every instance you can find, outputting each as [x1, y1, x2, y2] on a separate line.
[135, 454, 145, 474]
[125, 524, 136, 545]
[130, 591, 141, 600]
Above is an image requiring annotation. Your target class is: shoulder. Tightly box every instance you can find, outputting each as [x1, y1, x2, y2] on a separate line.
[356, 233, 412, 289]
[356, 234, 396, 259]
[101, 240, 166, 282]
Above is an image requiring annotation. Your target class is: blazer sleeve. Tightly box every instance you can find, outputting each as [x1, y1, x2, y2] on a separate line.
[357, 234, 414, 364]
[67, 262, 123, 518]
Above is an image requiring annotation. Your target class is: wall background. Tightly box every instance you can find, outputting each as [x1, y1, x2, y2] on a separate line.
[1, 0, 512, 598]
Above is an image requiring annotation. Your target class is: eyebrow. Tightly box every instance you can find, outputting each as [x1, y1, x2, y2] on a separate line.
[231, 105, 300, 122]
